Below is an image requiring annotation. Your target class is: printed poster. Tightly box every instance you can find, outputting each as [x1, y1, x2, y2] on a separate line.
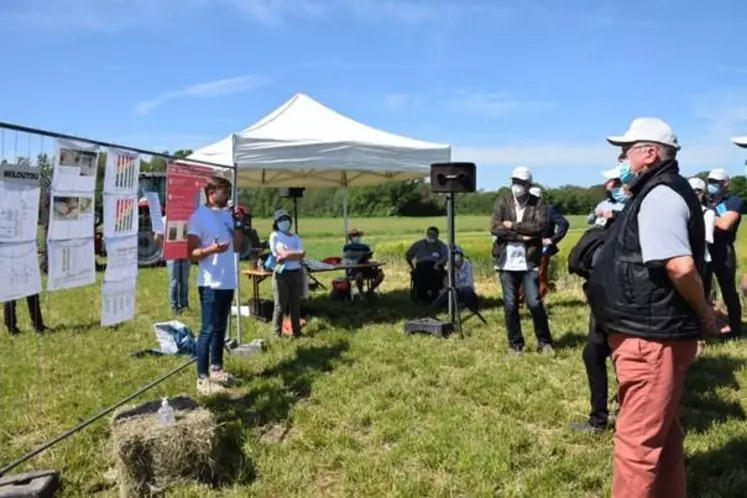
[104, 147, 140, 195]
[145, 192, 164, 234]
[162, 161, 213, 260]
[47, 194, 95, 240]
[103, 235, 138, 282]
[0, 241, 42, 302]
[101, 277, 136, 327]
[103, 194, 138, 238]
[0, 163, 41, 243]
[47, 238, 96, 292]
[52, 139, 98, 193]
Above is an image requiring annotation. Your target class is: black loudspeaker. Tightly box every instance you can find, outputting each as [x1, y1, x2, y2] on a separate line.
[279, 187, 305, 198]
[430, 162, 476, 193]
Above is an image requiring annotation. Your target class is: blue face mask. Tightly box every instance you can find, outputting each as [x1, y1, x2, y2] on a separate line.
[278, 220, 291, 233]
[707, 183, 721, 196]
[610, 187, 628, 204]
[617, 160, 636, 185]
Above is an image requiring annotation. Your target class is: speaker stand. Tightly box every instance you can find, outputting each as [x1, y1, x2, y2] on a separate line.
[418, 193, 487, 339]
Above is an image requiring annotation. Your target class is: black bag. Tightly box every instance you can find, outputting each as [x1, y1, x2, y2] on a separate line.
[568, 226, 607, 280]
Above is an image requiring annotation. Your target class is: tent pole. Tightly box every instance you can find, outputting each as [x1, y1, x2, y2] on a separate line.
[231, 136, 243, 345]
[342, 188, 349, 240]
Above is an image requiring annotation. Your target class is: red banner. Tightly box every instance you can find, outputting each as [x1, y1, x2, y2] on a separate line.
[162, 161, 214, 260]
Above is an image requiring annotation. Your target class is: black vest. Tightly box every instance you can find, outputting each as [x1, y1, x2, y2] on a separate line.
[587, 160, 706, 340]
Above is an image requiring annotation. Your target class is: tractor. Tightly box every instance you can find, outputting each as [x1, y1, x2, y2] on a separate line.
[135, 172, 263, 267]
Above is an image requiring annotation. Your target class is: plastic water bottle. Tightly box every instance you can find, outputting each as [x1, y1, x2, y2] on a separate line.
[157, 398, 175, 426]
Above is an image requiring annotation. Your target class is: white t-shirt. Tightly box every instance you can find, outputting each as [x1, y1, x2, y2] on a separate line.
[270, 231, 303, 271]
[502, 198, 528, 271]
[187, 205, 237, 290]
[703, 206, 715, 263]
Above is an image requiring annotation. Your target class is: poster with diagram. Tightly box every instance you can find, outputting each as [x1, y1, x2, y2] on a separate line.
[103, 194, 138, 238]
[0, 163, 41, 243]
[47, 194, 95, 240]
[104, 147, 140, 195]
[101, 276, 136, 327]
[52, 139, 98, 193]
[103, 235, 138, 282]
[47, 238, 96, 292]
[0, 241, 42, 302]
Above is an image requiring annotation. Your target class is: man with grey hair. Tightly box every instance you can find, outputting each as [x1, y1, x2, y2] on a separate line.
[587, 118, 719, 497]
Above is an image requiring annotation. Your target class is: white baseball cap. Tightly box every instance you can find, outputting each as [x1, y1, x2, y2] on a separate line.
[732, 136, 747, 148]
[273, 209, 290, 221]
[606, 117, 681, 150]
[688, 177, 706, 191]
[529, 186, 542, 198]
[511, 166, 532, 182]
[707, 168, 729, 182]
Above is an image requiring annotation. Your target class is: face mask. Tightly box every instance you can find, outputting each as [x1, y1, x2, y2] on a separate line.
[351, 237, 360, 244]
[707, 183, 721, 196]
[278, 220, 291, 233]
[511, 184, 527, 197]
[426, 236, 436, 243]
[454, 255, 463, 265]
[610, 187, 628, 204]
[617, 160, 636, 185]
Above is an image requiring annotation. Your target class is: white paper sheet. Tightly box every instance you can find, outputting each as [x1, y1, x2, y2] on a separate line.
[104, 147, 140, 195]
[52, 139, 98, 193]
[47, 193, 95, 240]
[101, 277, 136, 326]
[47, 238, 96, 292]
[104, 235, 138, 281]
[0, 241, 42, 302]
[103, 194, 138, 238]
[0, 164, 41, 243]
[145, 192, 164, 234]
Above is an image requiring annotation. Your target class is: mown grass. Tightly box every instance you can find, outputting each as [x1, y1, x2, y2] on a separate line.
[1, 215, 747, 497]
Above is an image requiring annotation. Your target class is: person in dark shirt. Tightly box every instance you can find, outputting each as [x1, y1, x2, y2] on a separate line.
[405, 227, 448, 302]
[527, 186, 569, 298]
[343, 229, 384, 296]
[705, 168, 743, 338]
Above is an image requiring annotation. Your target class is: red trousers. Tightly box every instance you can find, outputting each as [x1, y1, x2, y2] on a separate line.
[518, 255, 550, 304]
[608, 333, 697, 498]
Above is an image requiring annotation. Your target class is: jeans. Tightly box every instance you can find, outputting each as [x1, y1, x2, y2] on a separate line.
[584, 313, 612, 428]
[166, 259, 190, 311]
[498, 270, 553, 350]
[705, 244, 742, 336]
[197, 287, 234, 378]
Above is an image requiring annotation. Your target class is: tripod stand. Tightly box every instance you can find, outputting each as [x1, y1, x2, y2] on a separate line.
[420, 192, 487, 338]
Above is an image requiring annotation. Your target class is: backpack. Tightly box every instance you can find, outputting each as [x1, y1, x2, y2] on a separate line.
[568, 226, 608, 280]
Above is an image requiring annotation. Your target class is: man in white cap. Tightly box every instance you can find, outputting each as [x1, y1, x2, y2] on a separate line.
[587, 165, 630, 227]
[704, 167, 743, 338]
[586, 118, 718, 497]
[490, 166, 553, 355]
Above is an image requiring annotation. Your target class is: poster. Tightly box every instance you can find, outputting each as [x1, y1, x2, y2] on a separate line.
[103, 235, 138, 282]
[47, 238, 96, 292]
[101, 277, 136, 327]
[0, 241, 42, 302]
[104, 147, 140, 195]
[52, 139, 98, 193]
[103, 194, 138, 238]
[145, 191, 164, 234]
[47, 194, 95, 240]
[0, 163, 41, 242]
[162, 161, 213, 260]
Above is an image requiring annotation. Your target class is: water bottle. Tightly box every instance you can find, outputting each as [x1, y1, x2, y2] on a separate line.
[157, 397, 175, 426]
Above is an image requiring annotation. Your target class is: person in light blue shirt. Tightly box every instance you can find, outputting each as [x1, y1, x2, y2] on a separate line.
[587, 166, 629, 227]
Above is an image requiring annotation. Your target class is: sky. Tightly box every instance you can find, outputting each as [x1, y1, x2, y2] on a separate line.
[1, 0, 747, 190]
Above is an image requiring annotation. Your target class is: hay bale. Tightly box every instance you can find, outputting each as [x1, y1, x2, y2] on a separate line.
[111, 396, 218, 497]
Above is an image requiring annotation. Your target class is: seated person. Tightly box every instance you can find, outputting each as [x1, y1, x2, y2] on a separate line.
[342, 228, 384, 296]
[405, 226, 448, 302]
[449, 246, 478, 311]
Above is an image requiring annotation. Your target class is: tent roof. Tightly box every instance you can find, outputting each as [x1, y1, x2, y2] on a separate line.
[187, 93, 450, 187]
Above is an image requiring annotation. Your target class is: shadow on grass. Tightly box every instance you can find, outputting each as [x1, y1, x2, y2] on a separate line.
[554, 332, 588, 351]
[682, 354, 746, 433]
[202, 341, 351, 485]
[545, 296, 587, 312]
[687, 437, 747, 497]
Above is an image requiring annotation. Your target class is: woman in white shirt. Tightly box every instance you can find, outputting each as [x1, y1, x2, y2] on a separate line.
[269, 209, 306, 338]
[688, 177, 715, 284]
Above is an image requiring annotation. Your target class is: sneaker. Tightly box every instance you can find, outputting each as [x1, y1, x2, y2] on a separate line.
[508, 347, 523, 356]
[196, 377, 229, 396]
[569, 421, 606, 434]
[209, 369, 237, 387]
[537, 343, 555, 355]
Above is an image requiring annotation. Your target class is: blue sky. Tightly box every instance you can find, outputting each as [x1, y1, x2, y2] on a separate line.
[1, 0, 747, 190]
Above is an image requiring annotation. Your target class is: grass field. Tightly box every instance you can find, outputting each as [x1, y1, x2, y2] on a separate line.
[2, 215, 747, 497]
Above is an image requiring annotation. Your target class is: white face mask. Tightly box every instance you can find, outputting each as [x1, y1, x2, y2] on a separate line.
[511, 184, 527, 197]
[278, 220, 291, 233]
[351, 236, 361, 244]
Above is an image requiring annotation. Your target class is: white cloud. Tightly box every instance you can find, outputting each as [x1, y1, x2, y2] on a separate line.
[448, 90, 558, 118]
[133, 74, 271, 115]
